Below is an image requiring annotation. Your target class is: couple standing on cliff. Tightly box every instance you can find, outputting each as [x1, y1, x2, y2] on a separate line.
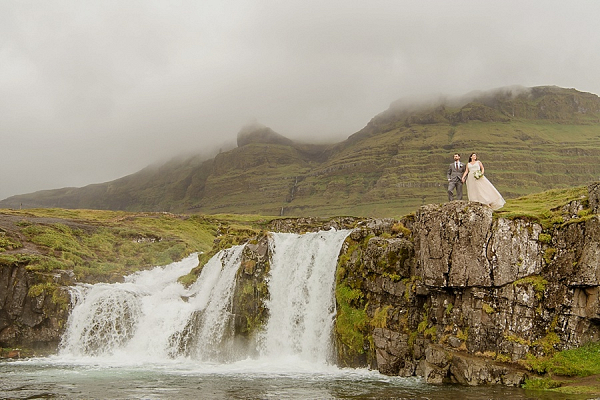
[447, 153, 505, 210]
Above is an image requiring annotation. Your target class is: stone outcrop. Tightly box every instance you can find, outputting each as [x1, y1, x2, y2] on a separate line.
[0, 261, 71, 350]
[230, 234, 270, 356]
[335, 185, 600, 385]
[3, 184, 600, 388]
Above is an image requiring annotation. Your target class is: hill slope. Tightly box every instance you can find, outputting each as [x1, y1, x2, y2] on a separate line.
[3, 86, 600, 217]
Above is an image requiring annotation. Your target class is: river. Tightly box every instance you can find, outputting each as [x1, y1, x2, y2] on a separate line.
[0, 232, 591, 399]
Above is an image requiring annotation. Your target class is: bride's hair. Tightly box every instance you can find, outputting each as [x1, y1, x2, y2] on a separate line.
[468, 153, 477, 162]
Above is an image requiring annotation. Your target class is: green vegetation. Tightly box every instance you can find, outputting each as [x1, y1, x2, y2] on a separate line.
[4, 87, 600, 218]
[456, 327, 468, 342]
[335, 284, 369, 354]
[525, 342, 600, 377]
[504, 333, 531, 347]
[0, 234, 21, 251]
[522, 342, 600, 394]
[0, 208, 269, 283]
[495, 186, 588, 229]
[523, 377, 563, 390]
[371, 305, 391, 329]
[537, 233, 552, 244]
[482, 303, 495, 314]
[513, 275, 549, 300]
[444, 303, 453, 316]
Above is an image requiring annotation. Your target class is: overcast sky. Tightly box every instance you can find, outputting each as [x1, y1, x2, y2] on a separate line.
[2, 0, 600, 200]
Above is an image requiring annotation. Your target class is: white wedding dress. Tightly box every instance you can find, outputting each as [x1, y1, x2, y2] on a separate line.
[465, 162, 505, 210]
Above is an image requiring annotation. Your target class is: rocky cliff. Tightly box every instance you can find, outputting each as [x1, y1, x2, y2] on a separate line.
[0, 260, 71, 352]
[3, 184, 600, 388]
[331, 183, 600, 385]
[233, 184, 600, 386]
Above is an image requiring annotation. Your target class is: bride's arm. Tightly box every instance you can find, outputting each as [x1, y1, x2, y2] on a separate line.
[479, 161, 484, 174]
[461, 165, 469, 182]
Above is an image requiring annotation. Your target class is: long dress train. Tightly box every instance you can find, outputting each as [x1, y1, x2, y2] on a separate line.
[465, 162, 505, 210]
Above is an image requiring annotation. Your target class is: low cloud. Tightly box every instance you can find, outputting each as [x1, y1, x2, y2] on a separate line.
[1, 0, 600, 200]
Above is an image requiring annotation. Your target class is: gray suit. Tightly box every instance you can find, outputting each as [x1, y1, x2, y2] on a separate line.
[447, 161, 466, 201]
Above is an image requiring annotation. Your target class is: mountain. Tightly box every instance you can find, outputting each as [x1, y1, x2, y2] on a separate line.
[3, 85, 600, 217]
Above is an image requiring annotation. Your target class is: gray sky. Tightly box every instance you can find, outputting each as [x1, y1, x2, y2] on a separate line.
[2, 0, 600, 200]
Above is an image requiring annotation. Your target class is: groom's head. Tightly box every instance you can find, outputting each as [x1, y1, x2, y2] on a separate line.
[453, 153, 460, 161]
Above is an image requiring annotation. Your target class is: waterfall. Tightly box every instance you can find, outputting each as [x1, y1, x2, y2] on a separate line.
[260, 230, 350, 363]
[60, 247, 245, 361]
[59, 229, 350, 366]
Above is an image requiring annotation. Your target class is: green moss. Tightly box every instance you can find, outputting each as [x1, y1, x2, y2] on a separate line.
[6, 211, 232, 283]
[482, 303, 495, 314]
[538, 233, 552, 244]
[371, 305, 391, 329]
[382, 272, 401, 282]
[514, 275, 548, 300]
[445, 303, 453, 316]
[417, 319, 428, 334]
[577, 208, 592, 217]
[496, 186, 588, 229]
[504, 333, 531, 346]
[403, 276, 421, 301]
[26, 257, 70, 272]
[0, 253, 40, 267]
[456, 327, 469, 341]
[417, 305, 430, 334]
[535, 331, 561, 355]
[0, 235, 22, 251]
[391, 222, 412, 237]
[335, 284, 369, 354]
[495, 353, 512, 363]
[543, 248, 557, 265]
[522, 377, 562, 390]
[424, 326, 437, 341]
[177, 273, 197, 287]
[408, 331, 418, 350]
[27, 282, 68, 309]
[523, 342, 600, 378]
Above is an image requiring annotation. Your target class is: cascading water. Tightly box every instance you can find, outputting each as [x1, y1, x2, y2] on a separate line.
[259, 229, 350, 364]
[60, 246, 245, 361]
[6, 230, 537, 399]
[59, 230, 350, 366]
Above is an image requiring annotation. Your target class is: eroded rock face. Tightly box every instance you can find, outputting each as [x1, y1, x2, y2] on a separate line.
[415, 202, 494, 287]
[336, 190, 600, 386]
[589, 182, 600, 214]
[231, 234, 270, 356]
[5, 184, 600, 388]
[0, 263, 69, 350]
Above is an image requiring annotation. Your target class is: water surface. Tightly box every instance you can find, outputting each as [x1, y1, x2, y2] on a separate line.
[0, 357, 588, 400]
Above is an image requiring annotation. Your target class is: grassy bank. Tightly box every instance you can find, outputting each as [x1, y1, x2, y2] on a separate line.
[0, 208, 270, 282]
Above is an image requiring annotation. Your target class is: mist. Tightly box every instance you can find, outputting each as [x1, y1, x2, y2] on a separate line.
[2, 0, 600, 200]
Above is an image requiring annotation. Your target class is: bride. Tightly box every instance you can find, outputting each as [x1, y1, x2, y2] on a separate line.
[461, 153, 505, 210]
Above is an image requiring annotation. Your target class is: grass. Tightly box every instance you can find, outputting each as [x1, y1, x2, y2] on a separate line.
[494, 186, 588, 228]
[522, 342, 600, 395]
[524, 342, 600, 377]
[0, 208, 269, 282]
[5, 87, 600, 219]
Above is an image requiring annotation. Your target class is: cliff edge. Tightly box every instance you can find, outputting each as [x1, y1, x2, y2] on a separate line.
[3, 184, 600, 389]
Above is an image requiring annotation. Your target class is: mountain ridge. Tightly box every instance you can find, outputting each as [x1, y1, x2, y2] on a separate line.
[3, 85, 600, 217]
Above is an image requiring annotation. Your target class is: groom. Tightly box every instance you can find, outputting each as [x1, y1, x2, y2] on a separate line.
[447, 153, 466, 201]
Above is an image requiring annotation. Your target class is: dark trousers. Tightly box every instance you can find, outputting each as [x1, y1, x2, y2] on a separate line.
[448, 180, 463, 201]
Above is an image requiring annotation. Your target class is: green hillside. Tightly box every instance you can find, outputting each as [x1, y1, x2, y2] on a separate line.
[2, 86, 600, 218]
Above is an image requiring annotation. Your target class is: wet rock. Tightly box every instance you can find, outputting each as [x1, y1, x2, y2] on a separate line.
[588, 182, 600, 214]
[449, 353, 525, 386]
[337, 183, 600, 386]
